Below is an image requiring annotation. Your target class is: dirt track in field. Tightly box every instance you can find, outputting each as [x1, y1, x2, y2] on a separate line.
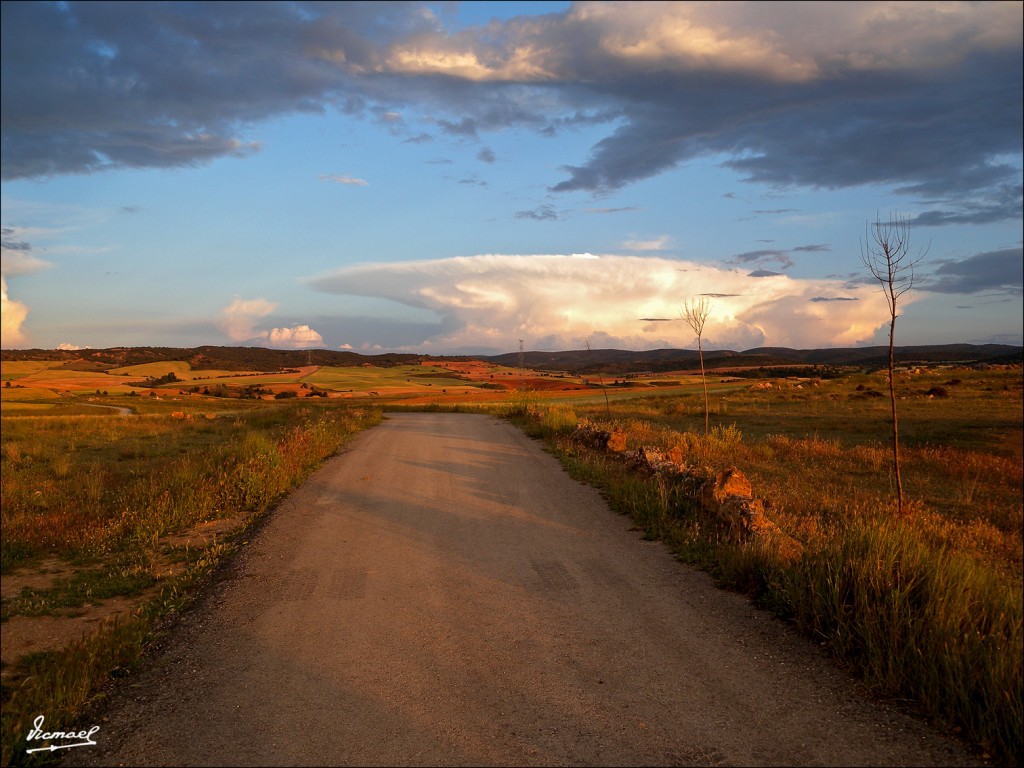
[61, 412, 980, 766]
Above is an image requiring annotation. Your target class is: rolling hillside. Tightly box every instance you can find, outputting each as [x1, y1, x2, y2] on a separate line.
[2, 343, 1019, 375]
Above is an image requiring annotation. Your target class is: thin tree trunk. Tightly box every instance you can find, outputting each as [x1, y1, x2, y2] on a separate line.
[699, 338, 709, 435]
[888, 313, 903, 513]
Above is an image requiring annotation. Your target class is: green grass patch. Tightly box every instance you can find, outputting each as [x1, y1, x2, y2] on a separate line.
[106, 361, 192, 377]
[2, 563, 156, 621]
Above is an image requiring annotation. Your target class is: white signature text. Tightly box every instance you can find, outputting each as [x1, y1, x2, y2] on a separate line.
[26, 715, 100, 754]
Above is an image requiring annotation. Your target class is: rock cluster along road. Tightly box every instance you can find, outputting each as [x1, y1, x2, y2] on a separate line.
[64, 413, 979, 767]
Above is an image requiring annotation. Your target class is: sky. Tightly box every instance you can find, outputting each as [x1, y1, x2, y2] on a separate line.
[1, 1, 1022, 355]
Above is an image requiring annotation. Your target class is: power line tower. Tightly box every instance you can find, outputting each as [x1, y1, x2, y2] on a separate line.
[518, 339, 525, 375]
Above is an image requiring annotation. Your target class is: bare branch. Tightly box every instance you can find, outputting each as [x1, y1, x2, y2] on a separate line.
[680, 296, 710, 338]
[861, 211, 930, 307]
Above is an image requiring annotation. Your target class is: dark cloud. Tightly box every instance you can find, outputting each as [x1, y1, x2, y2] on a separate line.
[732, 249, 787, 263]
[749, 270, 784, 278]
[1, 228, 31, 251]
[810, 296, 858, 302]
[0, 2, 465, 178]
[1, 0, 1020, 231]
[584, 206, 638, 214]
[717, 60, 1020, 210]
[514, 204, 562, 221]
[732, 244, 831, 269]
[1, 2, 324, 177]
[924, 248, 1023, 295]
[731, 249, 793, 269]
[476, 147, 496, 164]
[548, 56, 1021, 216]
[910, 185, 1024, 226]
[545, 28, 1020, 221]
[540, 109, 624, 135]
[1, 228, 50, 276]
[638, 317, 672, 322]
[437, 118, 480, 139]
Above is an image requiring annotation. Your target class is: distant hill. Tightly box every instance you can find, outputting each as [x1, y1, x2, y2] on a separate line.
[480, 344, 1023, 373]
[742, 343, 1024, 367]
[0, 345, 420, 371]
[2, 343, 1019, 374]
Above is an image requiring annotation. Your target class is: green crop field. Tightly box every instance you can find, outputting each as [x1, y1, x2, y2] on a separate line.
[107, 361, 193, 377]
[307, 364, 477, 391]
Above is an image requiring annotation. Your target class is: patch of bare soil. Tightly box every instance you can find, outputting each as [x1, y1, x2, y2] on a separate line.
[1, 598, 143, 668]
[0, 516, 245, 675]
[157, 517, 243, 553]
[0, 557, 76, 600]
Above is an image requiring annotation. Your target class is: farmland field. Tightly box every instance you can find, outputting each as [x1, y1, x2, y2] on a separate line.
[0, 356, 1021, 764]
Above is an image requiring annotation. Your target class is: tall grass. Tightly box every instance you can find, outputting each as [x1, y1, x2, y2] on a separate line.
[1, 403, 380, 766]
[783, 514, 1021, 757]
[1, 404, 380, 571]
[526, 388, 1022, 764]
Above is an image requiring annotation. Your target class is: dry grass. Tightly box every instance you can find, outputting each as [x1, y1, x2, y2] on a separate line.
[0, 402, 380, 766]
[516, 366, 1022, 763]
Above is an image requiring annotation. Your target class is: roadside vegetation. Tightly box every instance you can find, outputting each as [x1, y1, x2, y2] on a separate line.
[502, 366, 1022, 764]
[0, 402, 380, 767]
[1, 354, 1020, 764]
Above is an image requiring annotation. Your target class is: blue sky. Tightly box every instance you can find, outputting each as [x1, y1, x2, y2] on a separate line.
[2, 1, 1021, 354]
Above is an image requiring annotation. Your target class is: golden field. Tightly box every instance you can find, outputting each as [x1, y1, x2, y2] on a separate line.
[1, 357, 1020, 764]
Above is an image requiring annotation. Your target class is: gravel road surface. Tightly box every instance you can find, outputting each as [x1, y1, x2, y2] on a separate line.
[63, 412, 979, 766]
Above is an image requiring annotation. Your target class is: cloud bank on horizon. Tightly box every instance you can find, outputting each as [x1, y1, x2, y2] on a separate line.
[308, 253, 892, 353]
[1, 1, 1021, 352]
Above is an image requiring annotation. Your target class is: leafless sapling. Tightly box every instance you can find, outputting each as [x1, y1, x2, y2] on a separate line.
[860, 211, 929, 514]
[681, 296, 712, 434]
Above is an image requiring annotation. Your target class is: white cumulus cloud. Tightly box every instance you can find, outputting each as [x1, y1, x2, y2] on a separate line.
[0, 226, 56, 348]
[308, 253, 896, 352]
[220, 297, 323, 348]
[1, 275, 29, 348]
[266, 325, 324, 349]
[220, 297, 277, 342]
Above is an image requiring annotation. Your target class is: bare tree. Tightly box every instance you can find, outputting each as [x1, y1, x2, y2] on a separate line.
[861, 211, 929, 514]
[681, 296, 711, 434]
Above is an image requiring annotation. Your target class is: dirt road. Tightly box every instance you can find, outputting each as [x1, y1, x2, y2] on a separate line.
[63, 413, 978, 766]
